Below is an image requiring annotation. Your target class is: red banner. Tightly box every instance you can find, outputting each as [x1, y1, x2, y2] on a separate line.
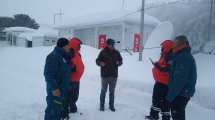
[98, 34, 106, 49]
[133, 33, 141, 52]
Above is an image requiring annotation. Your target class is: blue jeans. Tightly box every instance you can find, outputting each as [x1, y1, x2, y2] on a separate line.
[100, 77, 117, 107]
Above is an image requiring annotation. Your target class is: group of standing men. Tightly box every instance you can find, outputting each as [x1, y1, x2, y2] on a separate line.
[44, 38, 122, 120]
[44, 35, 197, 120]
[44, 37, 84, 120]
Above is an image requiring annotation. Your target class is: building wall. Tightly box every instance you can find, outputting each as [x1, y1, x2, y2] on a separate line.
[58, 28, 73, 39]
[0, 32, 7, 41]
[97, 25, 123, 50]
[43, 36, 57, 46]
[16, 37, 27, 47]
[124, 23, 155, 50]
[33, 37, 44, 47]
[58, 23, 156, 51]
[74, 28, 96, 47]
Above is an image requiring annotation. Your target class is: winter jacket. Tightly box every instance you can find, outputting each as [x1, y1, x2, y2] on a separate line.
[167, 46, 197, 102]
[96, 47, 123, 78]
[152, 40, 174, 85]
[69, 38, 85, 83]
[152, 55, 170, 85]
[44, 47, 71, 96]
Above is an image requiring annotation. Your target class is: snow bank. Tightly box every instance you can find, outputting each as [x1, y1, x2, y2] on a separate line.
[192, 53, 215, 109]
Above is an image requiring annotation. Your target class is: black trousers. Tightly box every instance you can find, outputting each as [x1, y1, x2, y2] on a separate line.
[150, 82, 170, 119]
[68, 82, 80, 113]
[100, 77, 117, 107]
[171, 96, 190, 120]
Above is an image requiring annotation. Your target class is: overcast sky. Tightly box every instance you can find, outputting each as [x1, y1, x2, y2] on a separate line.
[0, 0, 176, 25]
[0, 0, 144, 24]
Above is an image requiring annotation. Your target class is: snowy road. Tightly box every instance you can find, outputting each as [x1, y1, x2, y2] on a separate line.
[0, 46, 215, 120]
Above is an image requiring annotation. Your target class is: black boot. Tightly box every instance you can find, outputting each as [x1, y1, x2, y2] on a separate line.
[109, 95, 115, 112]
[162, 115, 170, 120]
[145, 115, 159, 120]
[145, 107, 159, 120]
[69, 104, 77, 113]
[109, 105, 116, 112]
[100, 103, 105, 111]
[161, 112, 170, 120]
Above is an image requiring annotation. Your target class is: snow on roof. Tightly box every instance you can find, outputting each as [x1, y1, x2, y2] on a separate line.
[56, 10, 160, 29]
[18, 28, 58, 41]
[3, 27, 36, 33]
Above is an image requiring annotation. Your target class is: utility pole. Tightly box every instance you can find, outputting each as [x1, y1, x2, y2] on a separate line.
[53, 10, 63, 25]
[122, 0, 125, 9]
[208, 0, 214, 42]
[139, 0, 145, 61]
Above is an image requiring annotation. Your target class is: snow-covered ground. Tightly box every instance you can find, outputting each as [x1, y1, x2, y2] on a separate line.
[0, 45, 215, 120]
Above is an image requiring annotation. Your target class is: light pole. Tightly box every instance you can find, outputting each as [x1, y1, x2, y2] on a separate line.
[122, 0, 125, 9]
[139, 0, 145, 61]
[208, 0, 214, 42]
[53, 10, 63, 25]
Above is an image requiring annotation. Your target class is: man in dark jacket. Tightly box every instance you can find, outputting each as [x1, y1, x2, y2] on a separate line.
[96, 38, 123, 112]
[44, 38, 71, 120]
[167, 35, 197, 120]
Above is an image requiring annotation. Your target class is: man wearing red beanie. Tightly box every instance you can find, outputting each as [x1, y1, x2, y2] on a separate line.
[67, 37, 85, 113]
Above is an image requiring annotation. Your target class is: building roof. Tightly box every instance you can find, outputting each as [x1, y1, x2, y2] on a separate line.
[56, 10, 160, 29]
[3, 27, 36, 33]
[18, 27, 58, 41]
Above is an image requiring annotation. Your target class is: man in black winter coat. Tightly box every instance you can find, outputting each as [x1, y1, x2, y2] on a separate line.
[167, 35, 197, 120]
[96, 38, 123, 112]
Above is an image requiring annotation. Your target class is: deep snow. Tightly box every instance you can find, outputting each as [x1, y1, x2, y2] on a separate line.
[0, 45, 215, 120]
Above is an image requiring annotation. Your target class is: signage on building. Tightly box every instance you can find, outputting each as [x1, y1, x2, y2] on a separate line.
[98, 34, 106, 49]
[133, 33, 141, 52]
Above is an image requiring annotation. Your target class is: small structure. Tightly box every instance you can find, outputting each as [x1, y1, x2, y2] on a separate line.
[56, 10, 160, 51]
[3, 27, 35, 46]
[17, 29, 58, 47]
[3, 26, 58, 47]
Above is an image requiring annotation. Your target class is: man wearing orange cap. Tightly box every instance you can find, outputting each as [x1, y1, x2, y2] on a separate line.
[67, 37, 85, 113]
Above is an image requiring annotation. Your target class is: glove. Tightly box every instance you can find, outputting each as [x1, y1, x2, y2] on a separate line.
[100, 62, 106, 67]
[52, 89, 61, 97]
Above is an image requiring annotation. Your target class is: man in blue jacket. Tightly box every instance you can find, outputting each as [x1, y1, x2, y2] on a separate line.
[44, 38, 71, 120]
[167, 35, 197, 120]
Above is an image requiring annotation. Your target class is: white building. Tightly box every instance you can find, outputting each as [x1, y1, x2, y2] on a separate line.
[56, 10, 160, 50]
[17, 32, 58, 47]
[3, 27, 36, 46]
[3, 26, 58, 47]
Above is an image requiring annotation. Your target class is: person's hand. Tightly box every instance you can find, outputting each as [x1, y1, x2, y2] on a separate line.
[100, 62, 106, 67]
[116, 61, 121, 65]
[52, 89, 61, 97]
